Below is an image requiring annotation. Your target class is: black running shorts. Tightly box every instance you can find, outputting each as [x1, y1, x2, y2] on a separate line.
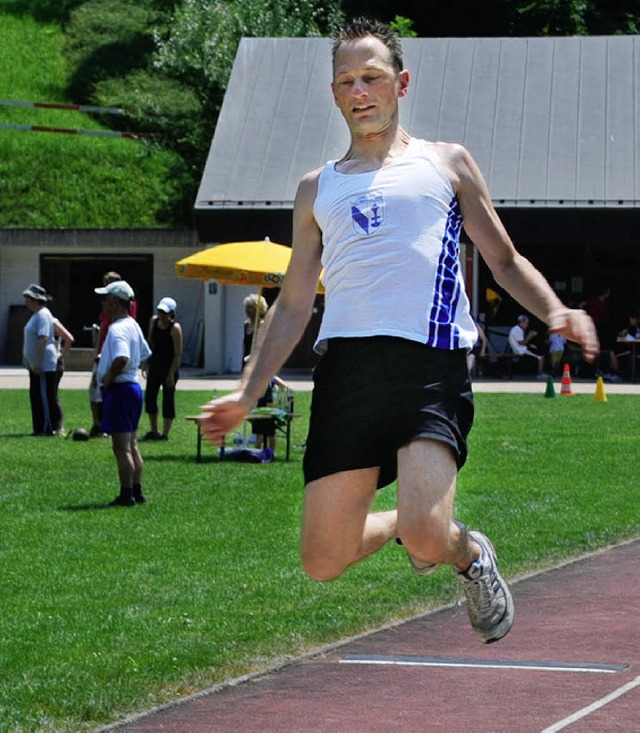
[303, 336, 474, 489]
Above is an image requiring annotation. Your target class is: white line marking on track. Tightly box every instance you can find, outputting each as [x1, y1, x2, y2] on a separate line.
[540, 674, 640, 732]
[341, 654, 628, 674]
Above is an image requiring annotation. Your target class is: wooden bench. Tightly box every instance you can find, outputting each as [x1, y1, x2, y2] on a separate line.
[476, 352, 518, 379]
[186, 409, 300, 463]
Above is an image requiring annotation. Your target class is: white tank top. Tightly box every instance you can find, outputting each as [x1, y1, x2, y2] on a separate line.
[313, 137, 477, 353]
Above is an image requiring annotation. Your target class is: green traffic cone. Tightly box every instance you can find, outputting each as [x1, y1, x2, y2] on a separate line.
[544, 374, 556, 398]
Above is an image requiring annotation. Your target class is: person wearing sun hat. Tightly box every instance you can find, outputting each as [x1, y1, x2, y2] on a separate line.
[89, 271, 139, 438]
[141, 296, 183, 441]
[94, 280, 152, 506]
[22, 283, 61, 436]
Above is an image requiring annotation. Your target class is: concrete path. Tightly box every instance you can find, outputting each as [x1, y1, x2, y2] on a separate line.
[2, 367, 640, 395]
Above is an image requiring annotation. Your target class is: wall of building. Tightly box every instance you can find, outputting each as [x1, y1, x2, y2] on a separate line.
[203, 282, 256, 374]
[0, 228, 203, 366]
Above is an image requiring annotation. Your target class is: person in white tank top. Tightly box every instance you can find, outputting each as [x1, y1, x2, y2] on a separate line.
[199, 19, 598, 644]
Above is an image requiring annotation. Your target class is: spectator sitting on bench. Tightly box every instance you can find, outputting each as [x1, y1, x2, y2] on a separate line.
[614, 310, 640, 381]
[508, 314, 548, 379]
[547, 331, 567, 376]
[249, 375, 289, 453]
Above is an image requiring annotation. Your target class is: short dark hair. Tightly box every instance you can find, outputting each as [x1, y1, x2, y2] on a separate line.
[332, 17, 403, 74]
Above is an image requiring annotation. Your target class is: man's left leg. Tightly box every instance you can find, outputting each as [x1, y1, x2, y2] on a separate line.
[397, 439, 514, 644]
[109, 431, 136, 506]
[131, 434, 146, 503]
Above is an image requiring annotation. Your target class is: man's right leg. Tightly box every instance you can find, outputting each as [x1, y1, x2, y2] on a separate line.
[301, 467, 397, 582]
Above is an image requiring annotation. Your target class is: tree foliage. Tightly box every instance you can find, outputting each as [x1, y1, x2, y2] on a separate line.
[341, 0, 640, 37]
[9, 0, 639, 226]
[154, 0, 344, 102]
[389, 15, 417, 38]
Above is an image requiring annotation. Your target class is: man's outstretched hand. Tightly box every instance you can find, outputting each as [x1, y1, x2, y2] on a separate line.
[548, 308, 599, 363]
[197, 392, 254, 446]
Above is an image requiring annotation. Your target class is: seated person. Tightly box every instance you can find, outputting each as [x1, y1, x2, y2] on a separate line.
[614, 311, 640, 380]
[249, 375, 289, 452]
[617, 311, 640, 341]
[508, 314, 547, 378]
[548, 331, 566, 376]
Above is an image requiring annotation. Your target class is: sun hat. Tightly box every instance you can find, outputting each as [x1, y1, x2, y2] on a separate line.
[23, 284, 51, 302]
[156, 296, 177, 313]
[94, 280, 134, 301]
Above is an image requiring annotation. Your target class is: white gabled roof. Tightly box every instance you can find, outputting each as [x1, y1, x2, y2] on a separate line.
[196, 35, 640, 220]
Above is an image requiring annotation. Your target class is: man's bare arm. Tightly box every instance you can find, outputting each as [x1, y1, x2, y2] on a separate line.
[198, 170, 324, 444]
[438, 142, 598, 361]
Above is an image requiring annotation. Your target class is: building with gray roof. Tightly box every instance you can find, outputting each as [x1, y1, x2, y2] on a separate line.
[194, 34, 640, 371]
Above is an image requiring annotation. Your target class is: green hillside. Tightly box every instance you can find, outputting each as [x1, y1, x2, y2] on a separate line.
[0, 8, 183, 227]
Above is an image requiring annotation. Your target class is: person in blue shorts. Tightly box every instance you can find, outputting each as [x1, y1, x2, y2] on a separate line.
[197, 18, 598, 643]
[95, 280, 152, 507]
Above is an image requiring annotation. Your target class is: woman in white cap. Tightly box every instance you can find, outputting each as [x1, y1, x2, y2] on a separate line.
[141, 297, 183, 440]
[22, 283, 61, 436]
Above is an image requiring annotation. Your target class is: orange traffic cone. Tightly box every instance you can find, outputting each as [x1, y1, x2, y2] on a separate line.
[594, 376, 607, 402]
[560, 364, 574, 395]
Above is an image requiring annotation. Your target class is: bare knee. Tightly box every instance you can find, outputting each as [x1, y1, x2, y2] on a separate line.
[398, 510, 456, 565]
[400, 515, 473, 567]
[301, 545, 348, 582]
[399, 526, 448, 565]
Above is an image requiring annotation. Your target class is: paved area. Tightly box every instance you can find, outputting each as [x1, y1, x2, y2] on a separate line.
[2, 367, 640, 395]
[98, 539, 640, 733]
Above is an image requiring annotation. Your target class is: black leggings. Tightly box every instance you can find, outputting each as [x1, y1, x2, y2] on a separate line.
[144, 367, 179, 419]
[28, 370, 61, 434]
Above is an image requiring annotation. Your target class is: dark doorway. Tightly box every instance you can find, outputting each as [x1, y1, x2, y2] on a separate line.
[40, 254, 153, 348]
[286, 294, 324, 370]
[474, 208, 640, 339]
[258, 287, 323, 371]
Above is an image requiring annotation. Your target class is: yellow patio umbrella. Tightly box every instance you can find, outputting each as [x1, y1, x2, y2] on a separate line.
[176, 237, 324, 352]
[175, 238, 293, 287]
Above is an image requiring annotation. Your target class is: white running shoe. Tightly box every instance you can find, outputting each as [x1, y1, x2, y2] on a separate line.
[455, 531, 514, 643]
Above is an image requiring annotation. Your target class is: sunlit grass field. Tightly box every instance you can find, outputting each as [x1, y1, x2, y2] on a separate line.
[0, 7, 181, 227]
[1, 387, 638, 731]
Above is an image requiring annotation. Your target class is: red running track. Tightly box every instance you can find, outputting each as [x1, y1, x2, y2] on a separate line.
[102, 539, 639, 733]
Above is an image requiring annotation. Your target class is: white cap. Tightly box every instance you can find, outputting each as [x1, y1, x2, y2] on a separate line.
[94, 280, 134, 301]
[157, 296, 177, 313]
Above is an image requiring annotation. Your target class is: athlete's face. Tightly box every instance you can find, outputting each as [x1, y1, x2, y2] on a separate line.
[331, 36, 409, 134]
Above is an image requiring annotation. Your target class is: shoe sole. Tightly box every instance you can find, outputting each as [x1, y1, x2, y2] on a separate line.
[469, 531, 515, 644]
